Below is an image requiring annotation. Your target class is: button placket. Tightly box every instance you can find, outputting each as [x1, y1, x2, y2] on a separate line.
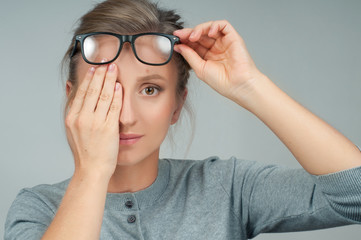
[123, 196, 138, 224]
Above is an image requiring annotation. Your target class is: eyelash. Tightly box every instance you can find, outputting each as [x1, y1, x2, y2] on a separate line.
[140, 86, 161, 96]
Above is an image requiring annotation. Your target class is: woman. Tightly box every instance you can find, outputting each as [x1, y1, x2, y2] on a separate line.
[5, 0, 361, 239]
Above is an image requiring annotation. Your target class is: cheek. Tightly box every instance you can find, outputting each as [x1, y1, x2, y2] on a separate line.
[137, 96, 176, 133]
[144, 101, 174, 125]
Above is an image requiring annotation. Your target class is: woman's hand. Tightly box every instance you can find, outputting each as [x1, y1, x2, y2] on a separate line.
[65, 63, 122, 179]
[42, 64, 121, 240]
[173, 20, 264, 105]
[175, 21, 361, 175]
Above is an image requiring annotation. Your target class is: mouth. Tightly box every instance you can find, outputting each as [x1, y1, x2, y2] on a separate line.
[119, 133, 143, 145]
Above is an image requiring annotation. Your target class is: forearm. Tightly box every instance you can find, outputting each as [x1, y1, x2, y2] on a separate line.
[174, 20, 361, 175]
[41, 170, 109, 240]
[238, 75, 361, 175]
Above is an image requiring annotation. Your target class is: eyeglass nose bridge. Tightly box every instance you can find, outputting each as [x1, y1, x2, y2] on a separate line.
[120, 35, 133, 43]
[115, 35, 138, 62]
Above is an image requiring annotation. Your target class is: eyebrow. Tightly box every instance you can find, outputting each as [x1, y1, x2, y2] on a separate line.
[136, 74, 167, 83]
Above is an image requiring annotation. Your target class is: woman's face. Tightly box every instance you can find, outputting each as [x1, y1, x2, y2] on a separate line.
[70, 43, 185, 166]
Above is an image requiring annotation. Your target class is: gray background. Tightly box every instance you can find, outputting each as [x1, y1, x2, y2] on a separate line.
[1, 0, 360, 239]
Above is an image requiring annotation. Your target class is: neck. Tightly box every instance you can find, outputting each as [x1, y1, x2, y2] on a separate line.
[107, 150, 159, 193]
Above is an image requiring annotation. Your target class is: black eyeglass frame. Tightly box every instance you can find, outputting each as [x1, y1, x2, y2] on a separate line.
[70, 32, 180, 66]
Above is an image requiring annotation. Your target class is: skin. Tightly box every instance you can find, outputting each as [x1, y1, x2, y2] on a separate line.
[68, 43, 185, 193]
[173, 21, 361, 175]
[42, 20, 361, 240]
[42, 43, 185, 240]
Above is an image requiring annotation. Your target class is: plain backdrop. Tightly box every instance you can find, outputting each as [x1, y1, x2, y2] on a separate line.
[1, 0, 360, 239]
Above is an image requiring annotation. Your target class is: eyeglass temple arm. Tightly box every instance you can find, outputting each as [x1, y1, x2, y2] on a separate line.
[69, 39, 78, 58]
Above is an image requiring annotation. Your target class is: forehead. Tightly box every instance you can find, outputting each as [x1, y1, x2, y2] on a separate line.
[75, 56, 178, 87]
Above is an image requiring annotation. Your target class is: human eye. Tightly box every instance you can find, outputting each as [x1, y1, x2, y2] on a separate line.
[140, 86, 161, 96]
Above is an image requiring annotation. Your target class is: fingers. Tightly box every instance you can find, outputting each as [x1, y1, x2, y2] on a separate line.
[82, 63, 109, 112]
[175, 28, 215, 50]
[173, 20, 236, 80]
[190, 20, 235, 41]
[67, 66, 95, 116]
[67, 61, 121, 126]
[174, 44, 206, 80]
[94, 63, 118, 121]
[106, 82, 123, 125]
[174, 20, 240, 53]
[175, 20, 234, 43]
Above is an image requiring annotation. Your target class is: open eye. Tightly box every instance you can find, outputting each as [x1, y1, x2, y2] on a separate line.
[141, 86, 159, 96]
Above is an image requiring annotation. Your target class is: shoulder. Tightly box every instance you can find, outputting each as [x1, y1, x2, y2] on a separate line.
[162, 156, 275, 176]
[160, 156, 229, 177]
[21, 178, 69, 200]
[160, 156, 271, 187]
[5, 179, 71, 239]
[10, 178, 70, 215]
[157, 157, 290, 207]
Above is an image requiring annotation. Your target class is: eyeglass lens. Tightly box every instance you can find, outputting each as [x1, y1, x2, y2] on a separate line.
[83, 34, 172, 65]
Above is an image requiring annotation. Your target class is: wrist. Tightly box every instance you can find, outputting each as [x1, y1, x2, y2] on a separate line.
[229, 73, 272, 112]
[72, 167, 112, 189]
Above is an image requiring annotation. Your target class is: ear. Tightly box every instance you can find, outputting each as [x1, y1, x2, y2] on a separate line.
[171, 88, 188, 125]
[66, 81, 73, 97]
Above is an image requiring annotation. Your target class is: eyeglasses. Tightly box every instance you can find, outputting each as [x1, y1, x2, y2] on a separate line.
[70, 32, 180, 66]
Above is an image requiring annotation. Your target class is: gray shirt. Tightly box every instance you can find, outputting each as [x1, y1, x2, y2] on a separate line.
[4, 157, 361, 239]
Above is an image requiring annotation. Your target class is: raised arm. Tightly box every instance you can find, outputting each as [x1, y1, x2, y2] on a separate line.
[173, 20, 361, 175]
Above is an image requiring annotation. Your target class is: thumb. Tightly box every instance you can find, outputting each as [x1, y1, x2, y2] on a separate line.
[175, 44, 206, 80]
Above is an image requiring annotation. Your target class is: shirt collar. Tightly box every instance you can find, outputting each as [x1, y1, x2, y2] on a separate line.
[105, 159, 170, 211]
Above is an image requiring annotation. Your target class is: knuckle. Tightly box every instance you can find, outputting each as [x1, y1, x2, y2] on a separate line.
[94, 67, 106, 78]
[74, 118, 82, 129]
[109, 103, 119, 112]
[75, 87, 87, 99]
[217, 19, 227, 25]
[87, 87, 99, 96]
[75, 114, 88, 129]
[65, 115, 74, 128]
[99, 92, 111, 101]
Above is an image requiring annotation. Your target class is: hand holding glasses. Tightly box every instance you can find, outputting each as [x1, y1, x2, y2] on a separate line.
[70, 32, 180, 66]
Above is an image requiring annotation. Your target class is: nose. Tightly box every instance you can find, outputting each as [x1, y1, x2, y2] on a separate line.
[119, 90, 137, 128]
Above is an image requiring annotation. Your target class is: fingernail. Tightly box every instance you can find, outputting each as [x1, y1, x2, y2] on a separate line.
[89, 67, 95, 73]
[190, 31, 196, 39]
[108, 63, 115, 72]
[115, 82, 120, 91]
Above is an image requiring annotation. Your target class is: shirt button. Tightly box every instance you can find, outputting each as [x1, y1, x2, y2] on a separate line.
[125, 200, 134, 209]
[127, 215, 136, 223]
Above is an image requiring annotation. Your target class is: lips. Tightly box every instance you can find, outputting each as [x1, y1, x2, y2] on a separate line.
[119, 133, 143, 145]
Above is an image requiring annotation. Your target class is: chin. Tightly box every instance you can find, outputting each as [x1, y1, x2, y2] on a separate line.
[116, 154, 141, 166]
[116, 148, 159, 167]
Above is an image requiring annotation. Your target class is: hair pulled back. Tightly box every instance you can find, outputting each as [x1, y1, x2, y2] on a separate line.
[61, 0, 191, 117]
